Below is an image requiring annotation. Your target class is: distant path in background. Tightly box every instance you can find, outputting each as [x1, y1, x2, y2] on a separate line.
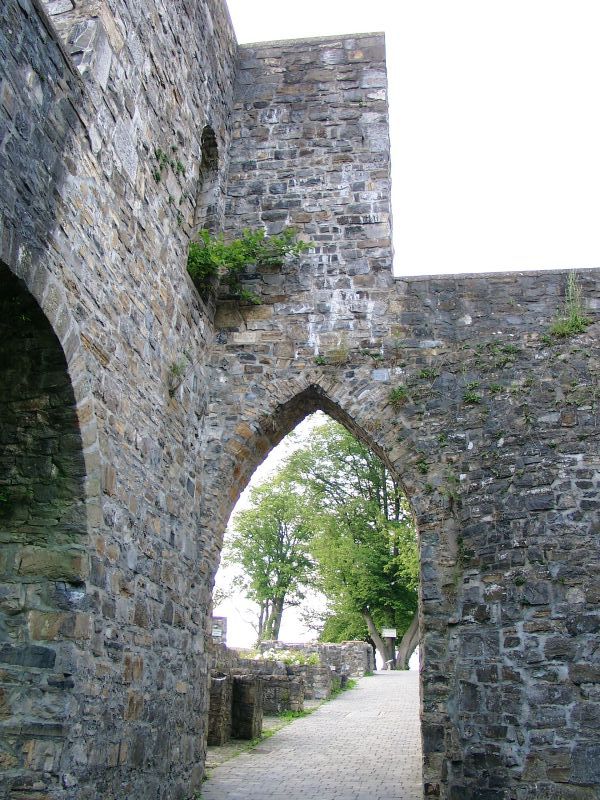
[201, 671, 423, 800]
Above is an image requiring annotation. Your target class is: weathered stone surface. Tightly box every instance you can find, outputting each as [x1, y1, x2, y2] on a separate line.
[258, 640, 374, 678]
[207, 672, 233, 746]
[231, 675, 263, 740]
[286, 665, 332, 701]
[1, 0, 236, 797]
[261, 674, 304, 714]
[209, 33, 600, 800]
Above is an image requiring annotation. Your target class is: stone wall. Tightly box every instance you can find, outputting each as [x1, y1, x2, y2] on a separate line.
[205, 33, 600, 800]
[209, 641, 350, 703]
[261, 675, 304, 714]
[286, 665, 334, 701]
[1, 0, 237, 797]
[209, 259, 600, 799]
[258, 640, 374, 677]
[231, 675, 263, 740]
[0, 263, 90, 790]
[1, 3, 599, 799]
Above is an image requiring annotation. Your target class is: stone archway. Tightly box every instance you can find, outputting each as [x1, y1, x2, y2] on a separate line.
[202, 377, 460, 792]
[0, 261, 93, 797]
[204, 270, 600, 799]
[210, 384, 424, 662]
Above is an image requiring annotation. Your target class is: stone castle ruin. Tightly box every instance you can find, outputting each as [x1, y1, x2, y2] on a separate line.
[1, 0, 599, 797]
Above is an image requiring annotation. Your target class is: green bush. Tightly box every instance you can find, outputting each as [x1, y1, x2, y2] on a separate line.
[187, 228, 309, 304]
[256, 648, 320, 666]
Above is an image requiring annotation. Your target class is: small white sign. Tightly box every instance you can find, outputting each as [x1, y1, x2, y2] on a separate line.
[381, 628, 397, 638]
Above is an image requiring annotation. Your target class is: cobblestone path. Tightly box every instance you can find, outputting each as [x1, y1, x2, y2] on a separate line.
[201, 671, 422, 800]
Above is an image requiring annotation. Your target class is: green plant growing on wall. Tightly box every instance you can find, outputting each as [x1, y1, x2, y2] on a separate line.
[168, 357, 189, 396]
[440, 470, 461, 513]
[388, 386, 408, 410]
[416, 457, 428, 475]
[153, 147, 171, 182]
[419, 367, 438, 380]
[463, 382, 481, 405]
[187, 228, 309, 304]
[549, 271, 590, 338]
[361, 349, 383, 361]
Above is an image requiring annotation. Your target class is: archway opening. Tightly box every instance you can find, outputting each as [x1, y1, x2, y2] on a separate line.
[213, 410, 420, 671]
[0, 262, 88, 790]
[205, 394, 423, 791]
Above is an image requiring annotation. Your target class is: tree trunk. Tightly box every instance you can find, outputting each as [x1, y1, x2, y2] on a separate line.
[257, 601, 267, 641]
[362, 609, 395, 670]
[365, 636, 377, 671]
[396, 613, 419, 670]
[264, 596, 285, 640]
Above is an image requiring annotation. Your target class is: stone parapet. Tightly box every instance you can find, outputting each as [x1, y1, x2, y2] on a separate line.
[285, 665, 332, 700]
[259, 641, 374, 677]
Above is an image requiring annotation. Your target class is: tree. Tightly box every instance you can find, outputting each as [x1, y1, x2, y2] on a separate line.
[284, 422, 419, 669]
[225, 473, 314, 641]
[223, 420, 419, 666]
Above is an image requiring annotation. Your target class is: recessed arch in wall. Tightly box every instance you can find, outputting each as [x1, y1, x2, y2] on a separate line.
[194, 125, 220, 233]
[0, 260, 91, 792]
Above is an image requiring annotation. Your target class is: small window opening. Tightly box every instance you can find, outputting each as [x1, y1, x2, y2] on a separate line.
[195, 125, 219, 233]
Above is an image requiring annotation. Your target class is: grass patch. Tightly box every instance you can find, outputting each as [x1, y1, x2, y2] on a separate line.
[330, 678, 358, 699]
[549, 271, 591, 338]
[277, 708, 314, 722]
[243, 728, 277, 751]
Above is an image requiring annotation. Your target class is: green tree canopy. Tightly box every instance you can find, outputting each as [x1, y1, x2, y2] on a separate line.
[284, 422, 418, 666]
[223, 419, 419, 666]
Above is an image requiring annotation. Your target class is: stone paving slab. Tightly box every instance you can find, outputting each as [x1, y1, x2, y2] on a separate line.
[201, 671, 423, 800]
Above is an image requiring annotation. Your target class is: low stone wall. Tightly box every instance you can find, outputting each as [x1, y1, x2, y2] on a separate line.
[206, 638, 370, 746]
[286, 664, 333, 700]
[209, 642, 242, 671]
[258, 640, 374, 677]
[319, 642, 374, 676]
[262, 675, 304, 714]
[235, 658, 287, 676]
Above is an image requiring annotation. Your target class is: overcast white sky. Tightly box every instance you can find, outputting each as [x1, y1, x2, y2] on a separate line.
[226, 1, 600, 276]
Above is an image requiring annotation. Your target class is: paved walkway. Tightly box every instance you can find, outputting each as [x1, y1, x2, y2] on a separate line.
[201, 671, 423, 800]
